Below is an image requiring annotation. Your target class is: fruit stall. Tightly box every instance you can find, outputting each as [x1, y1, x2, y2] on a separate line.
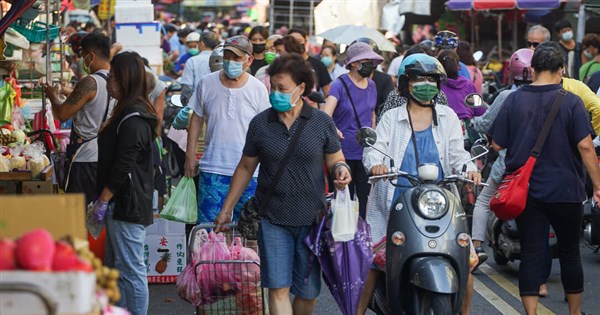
[0, 0, 73, 195]
[0, 195, 130, 315]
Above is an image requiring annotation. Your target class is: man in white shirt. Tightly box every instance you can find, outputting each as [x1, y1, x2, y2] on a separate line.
[180, 31, 220, 106]
[184, 35, 270, 224]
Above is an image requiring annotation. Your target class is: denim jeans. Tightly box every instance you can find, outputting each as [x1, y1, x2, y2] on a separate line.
[105, 207, 148, 315]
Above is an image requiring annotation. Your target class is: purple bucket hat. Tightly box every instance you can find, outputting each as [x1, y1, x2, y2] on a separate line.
[344, 42, 384, 69]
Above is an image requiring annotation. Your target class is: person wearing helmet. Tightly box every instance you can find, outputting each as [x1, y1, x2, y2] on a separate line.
[180, 31, 220, 106]
[322, 42, 383, 219]
[434, 30, 472, 80]
[209, 44, 224, 72]
[174, 32, 201, 76]
[376, 45, 451, 123]
[438, 50, 485, 148]
[471, 48, 533, 265]
[358, 53, 481, 314]
[350, 38, 395, 116]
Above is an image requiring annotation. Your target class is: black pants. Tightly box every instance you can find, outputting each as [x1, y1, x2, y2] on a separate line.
[66, 162, 98, 205]
[515, 197, 584, 296]
[346, 160, 370, 219]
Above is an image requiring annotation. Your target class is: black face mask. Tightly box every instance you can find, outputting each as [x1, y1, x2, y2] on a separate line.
[358, 62, 375, 78]
[253, 43, 266, 54]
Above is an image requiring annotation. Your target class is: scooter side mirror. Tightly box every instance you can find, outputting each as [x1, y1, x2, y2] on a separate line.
[470, 144, 488, 159]
[170, 95, 183, 108]
[357, 127, 378, 148]
[464, 93, 484, 108]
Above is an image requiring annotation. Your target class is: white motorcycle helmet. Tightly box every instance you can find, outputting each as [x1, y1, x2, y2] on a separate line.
[209, 45, 224, 73]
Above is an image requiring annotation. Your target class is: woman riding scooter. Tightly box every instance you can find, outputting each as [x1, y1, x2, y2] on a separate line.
[357, 53, 481, 314]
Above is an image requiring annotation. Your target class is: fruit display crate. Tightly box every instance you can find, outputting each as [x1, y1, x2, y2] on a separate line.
[0, 271, 97, 315]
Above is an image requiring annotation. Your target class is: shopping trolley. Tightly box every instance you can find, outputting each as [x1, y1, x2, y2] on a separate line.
[188, 223, 267, 315]
[0, 282, 58, 315]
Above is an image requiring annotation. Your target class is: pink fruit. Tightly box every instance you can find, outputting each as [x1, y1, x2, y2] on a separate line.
[0, 238, 17, 270]
[17, 229, 55, 271]
[52, 241, 78, 271]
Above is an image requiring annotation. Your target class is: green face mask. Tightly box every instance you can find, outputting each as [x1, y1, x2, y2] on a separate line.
[82, 55, 92, 75]
[410, 81, 439, 103]
[265, 52, 277, 64]
[188, 48, 200, 56]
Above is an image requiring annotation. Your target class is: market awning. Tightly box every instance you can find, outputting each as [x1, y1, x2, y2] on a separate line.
[446, 0, 565, 10]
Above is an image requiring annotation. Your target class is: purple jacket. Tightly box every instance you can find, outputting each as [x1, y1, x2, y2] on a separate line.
[441, 76, 486, 120]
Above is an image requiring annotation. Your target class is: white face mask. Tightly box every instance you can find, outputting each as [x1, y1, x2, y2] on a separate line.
[584, 50, 593, 59]
[561, 31, 574, 42]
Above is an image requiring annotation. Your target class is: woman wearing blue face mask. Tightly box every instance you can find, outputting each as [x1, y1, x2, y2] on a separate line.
[215, 53, 351, 314]
[320, 45, 348, 81]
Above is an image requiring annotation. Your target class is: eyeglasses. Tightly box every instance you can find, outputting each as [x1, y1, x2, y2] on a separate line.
[410, 75, 438, 83]
[527, 41, 541, 48]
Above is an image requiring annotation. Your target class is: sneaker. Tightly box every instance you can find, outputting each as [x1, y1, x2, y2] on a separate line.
[473, 246, 488, 271]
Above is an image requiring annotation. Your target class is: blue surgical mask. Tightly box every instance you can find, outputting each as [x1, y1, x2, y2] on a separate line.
[269, 86, 301, 112]
[584, 50, 593, 59]
[321, 56, 333, 67]
[223, 59, 245, 79]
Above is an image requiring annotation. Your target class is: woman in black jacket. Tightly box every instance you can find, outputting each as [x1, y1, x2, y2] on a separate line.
[93, 51, 158, 315]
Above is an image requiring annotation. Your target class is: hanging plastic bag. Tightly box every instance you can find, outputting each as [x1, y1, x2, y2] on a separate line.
[86, 202, 105, 240]
[160, 177, 198, 224]
[176, 256, 203, 306]
[229, 237, 263, 314]
[197, 231, 234, 305]
[331, 188, 359, 242]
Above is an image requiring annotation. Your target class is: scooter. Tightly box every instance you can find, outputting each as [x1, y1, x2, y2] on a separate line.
[583, 199, 600, 251]
[357, 127, 487, 315]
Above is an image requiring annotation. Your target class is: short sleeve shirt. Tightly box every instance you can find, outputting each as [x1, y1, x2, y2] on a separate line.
[329, 74, 377, 160]
[190, 72, 270, 176]
[243, 104, 341, 226]
[490, 84, 593, 203]
[180, 51, 212, 88]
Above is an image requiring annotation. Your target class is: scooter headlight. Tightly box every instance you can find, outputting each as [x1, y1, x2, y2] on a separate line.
[417, 189, 448, 219]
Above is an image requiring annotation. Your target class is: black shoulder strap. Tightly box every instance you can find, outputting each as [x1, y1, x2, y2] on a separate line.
[339, 76, 363, 129]
[531, 89, 567, 157]
[94, 71, 111, 123]
[261, 113, 308, 209]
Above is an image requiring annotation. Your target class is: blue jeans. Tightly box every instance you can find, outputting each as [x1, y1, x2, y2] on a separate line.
[258, 220, 321, 299]
[105, 207, 148, 315]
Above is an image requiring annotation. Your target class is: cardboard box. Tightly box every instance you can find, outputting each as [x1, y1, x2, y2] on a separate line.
[0, 271, 96, 315]
[21, 181, 54, 194]
[0, 195, 87, 239]
[144, 235, 186, 284]
[115, 22, 161, 46]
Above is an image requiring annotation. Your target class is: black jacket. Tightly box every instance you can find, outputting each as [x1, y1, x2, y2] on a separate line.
[97, 102, 157, 226]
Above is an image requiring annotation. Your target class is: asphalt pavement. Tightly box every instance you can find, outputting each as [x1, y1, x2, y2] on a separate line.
[148, 240, 600, 315]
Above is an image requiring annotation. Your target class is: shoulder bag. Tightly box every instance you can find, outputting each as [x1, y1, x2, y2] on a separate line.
[490, 89, 567, 220]
[238, 111, 308, 240]
[339, 76, 370, 142]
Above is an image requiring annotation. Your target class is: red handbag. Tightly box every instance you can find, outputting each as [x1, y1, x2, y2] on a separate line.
[490, 89, 567, 220]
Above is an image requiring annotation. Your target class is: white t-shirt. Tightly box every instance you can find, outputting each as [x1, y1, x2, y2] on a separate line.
[387, 55, 404, 77]
[180, 50, 212, 88]
[190, 71, 270, 176]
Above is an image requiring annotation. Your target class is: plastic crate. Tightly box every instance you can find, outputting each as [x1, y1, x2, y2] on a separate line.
[10, 22, 59, 43]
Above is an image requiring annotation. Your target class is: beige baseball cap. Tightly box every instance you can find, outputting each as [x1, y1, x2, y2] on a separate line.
[223, 35, 253, 57]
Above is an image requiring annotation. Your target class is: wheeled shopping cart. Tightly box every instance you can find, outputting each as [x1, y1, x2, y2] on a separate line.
[188, 223, 267, 315]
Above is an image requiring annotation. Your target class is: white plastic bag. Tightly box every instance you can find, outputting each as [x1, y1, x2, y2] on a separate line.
[331, 188, 359, 242]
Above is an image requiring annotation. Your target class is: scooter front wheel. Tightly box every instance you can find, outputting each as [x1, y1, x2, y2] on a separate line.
[419, 290, 453, 315]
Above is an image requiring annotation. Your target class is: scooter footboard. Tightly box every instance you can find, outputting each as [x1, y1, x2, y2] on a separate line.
[408, 257, 459, 294]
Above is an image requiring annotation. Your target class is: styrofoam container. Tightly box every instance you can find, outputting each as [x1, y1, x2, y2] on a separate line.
[0, 271, 96, 315]
[123, 46, 163, 66]
[115, 22, 161, 46]
[114, 3, 154, 23]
